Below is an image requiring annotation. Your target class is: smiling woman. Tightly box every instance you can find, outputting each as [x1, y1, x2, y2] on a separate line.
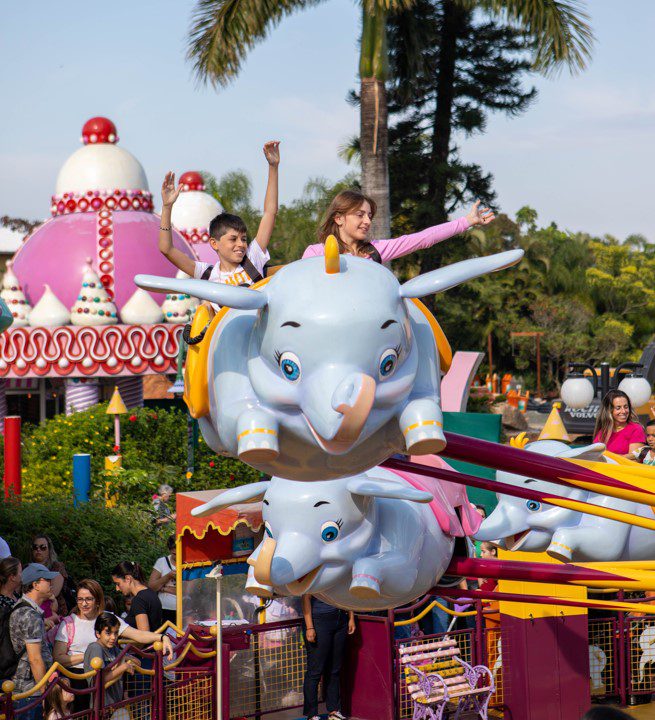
[593, 390, 646, 458]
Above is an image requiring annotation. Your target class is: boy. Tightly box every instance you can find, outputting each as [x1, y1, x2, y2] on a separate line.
[636, 419, 655, 464]
[84, 612, 140, 710]
[158, 141, 280, 309]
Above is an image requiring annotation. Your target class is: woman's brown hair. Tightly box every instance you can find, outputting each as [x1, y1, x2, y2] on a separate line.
[73, 579, 105, 616]
[593, 389, 640, 445]
[0, 557, 20, 590]
[317, 190, 377, 257]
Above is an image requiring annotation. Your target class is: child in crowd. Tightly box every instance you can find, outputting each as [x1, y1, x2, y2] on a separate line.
[636, 419, 655, 465]
[83, 613, 140, 710]
[158, 142, 280, 311]
[44, 680, 74, 720]
[302, 190, 494, 262]
[478, 542, 500, 630]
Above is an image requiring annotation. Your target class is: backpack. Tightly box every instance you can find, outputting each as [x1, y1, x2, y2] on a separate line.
[200, 256, 266, 285]
[0, 600, 31, 681]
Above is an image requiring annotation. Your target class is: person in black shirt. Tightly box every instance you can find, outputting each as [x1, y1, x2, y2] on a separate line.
[301, 595, 355, 720]
[111, 561, 162, 632]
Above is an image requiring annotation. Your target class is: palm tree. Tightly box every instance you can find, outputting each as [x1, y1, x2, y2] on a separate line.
[187, 0, 593, 238]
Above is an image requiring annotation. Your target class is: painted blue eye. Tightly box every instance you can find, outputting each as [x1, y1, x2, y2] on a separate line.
[320, 521, 340, 543]
[278, 351, 301, 382]
[526, 500, 541, 512]
[379, 348, 399, 379]
[264, 522, 273, 538]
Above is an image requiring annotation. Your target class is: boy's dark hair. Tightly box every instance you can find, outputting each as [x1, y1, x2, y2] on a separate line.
[646, 419, 655, 429]
[95, 611, 120, 635]
[209, 213, 247, 240]
[582, 706, 634, 720]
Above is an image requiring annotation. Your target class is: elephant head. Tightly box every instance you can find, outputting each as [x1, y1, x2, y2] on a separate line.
[136, 245, 522, 456]
[475, 440, 607, 552]
[191, 471, 432, 595]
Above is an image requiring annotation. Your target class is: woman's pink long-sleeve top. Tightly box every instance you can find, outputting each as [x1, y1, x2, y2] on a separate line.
[301, 216, 470, 262]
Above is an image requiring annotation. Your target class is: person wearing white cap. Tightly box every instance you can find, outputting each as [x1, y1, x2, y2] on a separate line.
[9, 563, 58, 720]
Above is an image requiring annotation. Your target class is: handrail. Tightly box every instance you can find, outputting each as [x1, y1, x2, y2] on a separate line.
[394, 600, 477, 626]
[11, 662, 99, 701]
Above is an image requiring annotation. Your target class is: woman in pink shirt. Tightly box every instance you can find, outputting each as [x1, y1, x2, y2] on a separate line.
[302, 190, 494, 262]
[593, 390, 646, 458]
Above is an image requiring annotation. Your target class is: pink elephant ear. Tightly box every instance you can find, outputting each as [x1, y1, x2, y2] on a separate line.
[409, 454, 483, 537]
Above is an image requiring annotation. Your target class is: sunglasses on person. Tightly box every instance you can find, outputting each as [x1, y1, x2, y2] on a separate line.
[32, 544, 48, 551]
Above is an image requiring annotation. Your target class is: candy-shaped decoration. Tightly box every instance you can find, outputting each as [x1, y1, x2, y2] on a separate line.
[161, 270, 198, 324]
[81, 117, 118, 145]
[178, 171, 205, 191]
[29, 285, 70, 327]
[1, 261, 31, 327]
[120, 288, 163, 325]
[70, 258, 118, 326]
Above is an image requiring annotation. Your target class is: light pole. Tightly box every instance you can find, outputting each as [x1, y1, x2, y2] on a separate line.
[561, 361, 652, 410]
[207, 563, 224, 720]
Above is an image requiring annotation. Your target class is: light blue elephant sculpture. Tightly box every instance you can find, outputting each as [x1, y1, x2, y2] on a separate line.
[191, 463, 481, 611]
[136, 246, 522, 481]
[475, 439, 655, 562]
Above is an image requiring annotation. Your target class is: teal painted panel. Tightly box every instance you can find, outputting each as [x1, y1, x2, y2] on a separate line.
[443, 412, 502, 514]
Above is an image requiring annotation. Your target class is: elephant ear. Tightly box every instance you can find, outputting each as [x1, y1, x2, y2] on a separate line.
[134, 274, 268, 310]
[347, 477, 432, 503]
[560, 443, 607, 463]
[191, 481, 270, 518]
[399, 250, 523, 299]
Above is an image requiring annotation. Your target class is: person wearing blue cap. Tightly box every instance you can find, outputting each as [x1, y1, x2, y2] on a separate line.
[9, 563, 58, 720]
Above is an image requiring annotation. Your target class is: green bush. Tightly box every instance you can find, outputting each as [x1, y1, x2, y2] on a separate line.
[0, 497, 168, 598]
[19, 404, 260, 502]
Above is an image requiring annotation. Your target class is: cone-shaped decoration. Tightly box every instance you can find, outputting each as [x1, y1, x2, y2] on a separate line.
[29, 285, 70, 327]
[538, 402, 571, 442]
[1, 261, 32, 327]
[106, 386, 128, 415]
[71, 258, 118, 326]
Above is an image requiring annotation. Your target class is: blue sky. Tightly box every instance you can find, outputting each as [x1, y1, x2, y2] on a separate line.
[1, 1, 653, 241]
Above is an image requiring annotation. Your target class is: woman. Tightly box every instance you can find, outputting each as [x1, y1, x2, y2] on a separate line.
[148, 536, 177, 625]
[53, 579, 173, 711]
[112, 561, 162, 632]
[301, 594, 355, 720]
[593, 390, 646, 458]
[302, 190, 494, 262]
[0, 556, 21, 610]
[152, 485, 176, 528]
[30, 533, 68, 616]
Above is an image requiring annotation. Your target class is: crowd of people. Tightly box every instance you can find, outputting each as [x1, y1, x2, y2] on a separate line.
[0, 534, 176, 720]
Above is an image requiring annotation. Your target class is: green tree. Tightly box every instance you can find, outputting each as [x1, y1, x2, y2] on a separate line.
[186, 0, 593, 238]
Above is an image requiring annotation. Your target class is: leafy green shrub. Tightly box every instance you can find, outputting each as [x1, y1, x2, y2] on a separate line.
[466, 393, 492, 414]
[20, 404, 259, 502]
[0, 497, 168, 597]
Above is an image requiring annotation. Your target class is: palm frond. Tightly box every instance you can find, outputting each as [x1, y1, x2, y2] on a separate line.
[362, 0, 418, 12]
[458, 0, 594, 76]
[187, 0, 323, 87]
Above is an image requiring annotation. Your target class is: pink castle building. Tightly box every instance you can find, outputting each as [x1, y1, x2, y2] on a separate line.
[0, 117, 220, 423]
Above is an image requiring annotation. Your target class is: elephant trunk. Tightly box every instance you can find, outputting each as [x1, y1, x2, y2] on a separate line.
[302, 369, 376, 454]
[475, 504, 527, 542]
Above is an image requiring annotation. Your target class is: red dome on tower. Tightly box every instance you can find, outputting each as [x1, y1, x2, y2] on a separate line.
[178, 171, 205, 192]
[81, 117, 118, 145]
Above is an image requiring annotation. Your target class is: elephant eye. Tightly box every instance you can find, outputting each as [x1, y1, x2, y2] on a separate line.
[320, 521, 340, 543]
[264, 522, 274, 538]
[379, 347, 400, 379]
[276, 351, 301, 382]
[526, 500, 541, 512]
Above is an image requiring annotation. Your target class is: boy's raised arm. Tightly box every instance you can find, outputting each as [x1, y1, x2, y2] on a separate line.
[253, 141, 280, 252]
[158, 172, 196, 277]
